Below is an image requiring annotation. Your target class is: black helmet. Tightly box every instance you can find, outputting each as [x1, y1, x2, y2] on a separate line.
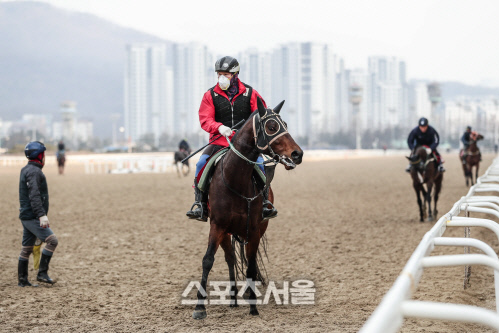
[215, 56, 240, 73]
[25, 141, 46, 160]
[418, 117, 429, 126]
[466, 126, 472, 131]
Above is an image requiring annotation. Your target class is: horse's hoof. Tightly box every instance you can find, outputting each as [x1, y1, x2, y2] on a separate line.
[229, 303, 239, 308]
[192, 309, 207, 320]
[428, 216, 434, 222]
[249, 308, 259, 316]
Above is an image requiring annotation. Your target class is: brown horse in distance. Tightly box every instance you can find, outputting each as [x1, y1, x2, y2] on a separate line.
[462, 133, 483, 186]
[192, 98, 303, 320]
[407, 146, 443, 222]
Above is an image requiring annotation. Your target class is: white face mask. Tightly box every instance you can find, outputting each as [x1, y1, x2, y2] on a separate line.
[218, 75, 230, 90]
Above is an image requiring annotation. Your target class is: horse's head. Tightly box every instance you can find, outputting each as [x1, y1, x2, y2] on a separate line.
[253, 97, 303, 170]
[406, 146, 429, 171]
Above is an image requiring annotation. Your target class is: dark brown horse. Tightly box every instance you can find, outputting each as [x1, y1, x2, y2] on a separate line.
[406, 146, 443, 222]
[57, 152, 65, 175]
[174, 149, 190, 177]
[192, 98, 303, 319]
[461, 133, 483, 186]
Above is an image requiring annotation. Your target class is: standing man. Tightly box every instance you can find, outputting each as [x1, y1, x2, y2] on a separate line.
[186, 56, 276, 222]
[405, 117, 445, 173]
[18, 141, 58, 287]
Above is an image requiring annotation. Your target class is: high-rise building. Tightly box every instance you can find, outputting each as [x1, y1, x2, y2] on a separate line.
[124, 44, 174, 145]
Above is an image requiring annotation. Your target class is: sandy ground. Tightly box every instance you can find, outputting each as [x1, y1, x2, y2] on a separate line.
[0, 152, 498, 332]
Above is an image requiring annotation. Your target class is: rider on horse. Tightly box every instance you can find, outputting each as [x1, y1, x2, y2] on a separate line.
[178, 139, 191, 155]
[186, 56, 277, 222]
[405, 117, 445, 173]
[461, 126, 482, 164]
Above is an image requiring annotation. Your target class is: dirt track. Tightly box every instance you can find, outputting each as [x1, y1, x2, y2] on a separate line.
[1, 152, 498, 332]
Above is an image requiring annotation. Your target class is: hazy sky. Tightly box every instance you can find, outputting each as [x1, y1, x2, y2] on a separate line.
[18, 0, 499, 86]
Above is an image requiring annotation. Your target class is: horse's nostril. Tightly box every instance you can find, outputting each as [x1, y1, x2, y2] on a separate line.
[291, 150, 303, 163]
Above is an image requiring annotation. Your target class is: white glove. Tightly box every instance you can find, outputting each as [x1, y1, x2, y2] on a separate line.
[218, 125, 233, 137]
[39, 215, 50, 228]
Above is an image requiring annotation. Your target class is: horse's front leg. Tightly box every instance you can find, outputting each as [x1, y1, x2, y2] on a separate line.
[245, 234, 261, 316]
[220, 234, 238, 307]
[413, 183, 424, 222]
[426, 182, 434, 221]
[193, 224, 224, 320]
[475, 164, 479, 185]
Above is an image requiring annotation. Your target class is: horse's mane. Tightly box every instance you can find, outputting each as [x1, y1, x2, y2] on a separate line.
[230, 111, 259, 144]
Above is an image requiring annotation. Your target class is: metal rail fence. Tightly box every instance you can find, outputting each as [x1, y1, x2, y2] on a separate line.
[360, 158, 499, 332]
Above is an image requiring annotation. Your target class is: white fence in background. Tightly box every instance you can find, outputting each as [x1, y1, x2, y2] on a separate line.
[0, 153, 177, 174]
[360, 157, 499, 332]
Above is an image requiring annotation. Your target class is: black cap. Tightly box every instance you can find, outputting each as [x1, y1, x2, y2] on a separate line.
[466, 126, 472, 130]
[419, 117, 429, 126]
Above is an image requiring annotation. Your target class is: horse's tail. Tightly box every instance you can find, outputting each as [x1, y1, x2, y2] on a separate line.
[232, 234, 269, 286]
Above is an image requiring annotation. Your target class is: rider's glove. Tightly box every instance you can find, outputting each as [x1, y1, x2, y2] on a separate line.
[39, 215, 50, 228]
[218, 125, 233, 138]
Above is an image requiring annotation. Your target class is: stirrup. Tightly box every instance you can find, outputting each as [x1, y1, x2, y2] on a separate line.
[262, 200, 278, 220]
[186, 202, 208, 222]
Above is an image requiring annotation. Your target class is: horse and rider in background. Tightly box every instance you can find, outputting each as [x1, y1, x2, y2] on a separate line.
[460, 126, 483, 186]
[174, 139, 192, 177]
[56, 141, 65, 175]
[406, 117, 444, 222]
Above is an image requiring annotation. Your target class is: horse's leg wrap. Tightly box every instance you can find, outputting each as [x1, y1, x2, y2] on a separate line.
[19, 246, 34, 261]
[42, 234, 58, 256]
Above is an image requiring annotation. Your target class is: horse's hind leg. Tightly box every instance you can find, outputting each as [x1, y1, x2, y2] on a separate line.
[220, 234, 238, 307]
[193, 224, 224, 320]
[245, 235, 261, 316]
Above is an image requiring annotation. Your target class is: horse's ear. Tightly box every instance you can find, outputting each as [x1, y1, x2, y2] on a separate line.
[406, 156, 411, 160]
[273, 100, 285, 114]
[257, 97, 266, 117]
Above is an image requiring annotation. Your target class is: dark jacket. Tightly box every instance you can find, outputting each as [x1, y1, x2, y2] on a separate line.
[19, 162, 49, 220]
[461, 131, 471, 146]
[407, 126, 440, 151]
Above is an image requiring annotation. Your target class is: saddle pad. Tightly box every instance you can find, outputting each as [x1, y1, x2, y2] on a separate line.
[197, 148, 266, 191]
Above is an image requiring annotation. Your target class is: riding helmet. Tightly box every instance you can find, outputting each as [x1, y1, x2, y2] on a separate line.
[466, 125, 472, 131]
[215, 56, 240, 73]
[418, 117, 429, 126]
[25, 141, 46, 160]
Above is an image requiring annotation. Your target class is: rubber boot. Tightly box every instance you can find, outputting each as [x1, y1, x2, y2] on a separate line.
[37, 254, 55, 284]
[262, 187, 278, 219]
[18, 259, 37, 287]
[186, 179, 208, 222]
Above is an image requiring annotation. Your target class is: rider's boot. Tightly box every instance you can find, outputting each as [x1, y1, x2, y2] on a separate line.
[186, 179, 208, 222]
[262, 187, 278, 219]
[18, 259, 37, 287]
[405, 164, 412, 173]
[37, 254, 55, 284]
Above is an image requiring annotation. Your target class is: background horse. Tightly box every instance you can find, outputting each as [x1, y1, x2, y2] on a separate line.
[57, 152, 65, 175]
[173, 149, 190, 177]
[406, 146, 443, 222]
[461, 133, 483, 186]
[192, 98, 303, 320]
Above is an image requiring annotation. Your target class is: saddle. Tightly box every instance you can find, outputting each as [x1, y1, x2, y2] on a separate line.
[196, 148, 266, 192]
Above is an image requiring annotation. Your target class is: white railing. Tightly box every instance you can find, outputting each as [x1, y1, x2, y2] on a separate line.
[360, 158, 499, 332]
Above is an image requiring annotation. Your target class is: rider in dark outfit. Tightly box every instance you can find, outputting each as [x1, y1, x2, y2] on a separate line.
[186, 56, 276, 222]
[405, 117, 445, 173]
[178, 139, 191, 154]
[461, 126, 482, 163]
[18, 141, 58, 287]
